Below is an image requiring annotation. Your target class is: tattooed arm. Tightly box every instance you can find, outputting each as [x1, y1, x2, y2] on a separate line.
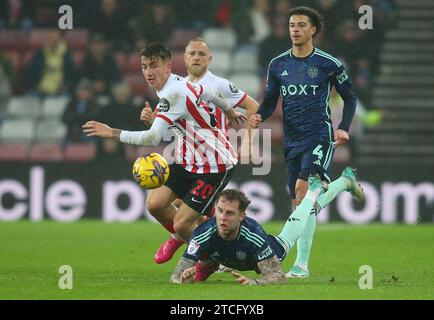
[170, 257, 197, 284]
[231, 255, 286, 285]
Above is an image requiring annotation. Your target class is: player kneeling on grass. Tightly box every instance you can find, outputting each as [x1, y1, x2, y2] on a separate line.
[170, 168, 363, 285]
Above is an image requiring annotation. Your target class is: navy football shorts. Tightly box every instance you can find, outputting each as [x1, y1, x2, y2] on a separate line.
[285, 140, 334, 199]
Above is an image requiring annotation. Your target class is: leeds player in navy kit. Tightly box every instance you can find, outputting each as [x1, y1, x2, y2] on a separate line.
[249, 7, 363, 278]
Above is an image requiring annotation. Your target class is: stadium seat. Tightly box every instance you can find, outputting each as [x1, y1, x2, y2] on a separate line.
[3, 49, 23, 72]
[0, 31, 25, 50]
[29, 29, 53, 49]
[208, 51, 231, 77]
[125, 73, 150, 97]
[115, 52, 128, 74]
[127, 54, 141, 73]
[29, 143, 63, 161]
[41, 96, 70, 120]
[171, 51, 187, 76]
[63, 143, 96, 161]
[65, 29, 89, 50]
[35, 120, 67, 143]
[202, 28, 237, 51]
[233, 50, 259, 73]
[229, 73, 262, 100]
[0, 119, 35, 143]
[0, 144, 29, 161]
[72, 50, 86, 67]
[22, 50, 37, 70]
[169, 29, 201, 50]
[6, 96, 41, 119]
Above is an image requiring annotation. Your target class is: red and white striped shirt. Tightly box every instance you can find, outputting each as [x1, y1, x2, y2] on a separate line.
[155, 74, 238, 174]
[186, 71, 247, 136]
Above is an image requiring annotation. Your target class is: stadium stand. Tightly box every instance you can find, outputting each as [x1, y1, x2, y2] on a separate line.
[0, 143, 28, 161]
[41, 96, 70, 120]
[202, 28, 237, 51]
[6, 96, 41, 119]
[169, 29, 201, 50]
[0, 0, 395, 163]
[171, 51, 187, 77]
[233, 49, 259, 74]
[0, 119, 35, 143]
[64, 29, 89, 50]
[229, 74, 262, 101]
[208, 50, 232, 77]
[357, 0, 434, 165]
[64, 143, 96, 162]
[28, 143, 63, 161]
[35, 120, 67, 144]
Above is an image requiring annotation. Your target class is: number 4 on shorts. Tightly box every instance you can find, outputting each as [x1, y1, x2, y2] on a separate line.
[313, 145, 323, 160]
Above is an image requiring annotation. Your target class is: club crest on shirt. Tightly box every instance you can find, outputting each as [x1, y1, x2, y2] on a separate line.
[158, 98, 170, 112]
[187, 239, 200, 255]
[236, 251, 247, 261]
[308, 67, 318, 78]
[229, 82, 239, 93]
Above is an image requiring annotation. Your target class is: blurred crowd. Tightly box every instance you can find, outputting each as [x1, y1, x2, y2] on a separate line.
[0, 0, 396, 162]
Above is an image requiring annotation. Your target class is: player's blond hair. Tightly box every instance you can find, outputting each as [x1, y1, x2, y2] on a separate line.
[186, 37, 210, 50]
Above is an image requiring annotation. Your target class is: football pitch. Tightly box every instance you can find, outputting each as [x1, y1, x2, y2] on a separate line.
[0, 221, 433, 300]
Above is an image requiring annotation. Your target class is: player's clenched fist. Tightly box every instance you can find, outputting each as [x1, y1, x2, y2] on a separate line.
[140, 101, 155, 124]
[334, 129, 350, 146]
[224, 109, 247, 127]
[249, 114, 262, 128]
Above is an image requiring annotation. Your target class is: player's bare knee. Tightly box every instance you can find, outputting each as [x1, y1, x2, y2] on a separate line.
[294, 197, 302, 207]
[146, 197, 164, 215]
[295, 189, 307, 206]
[173, 220, 190, 239]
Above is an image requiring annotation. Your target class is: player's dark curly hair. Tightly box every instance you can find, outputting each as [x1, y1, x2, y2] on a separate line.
[216, 189, 251, 212]
[140, 43, 171, 62]
[288, 6, 324, 37]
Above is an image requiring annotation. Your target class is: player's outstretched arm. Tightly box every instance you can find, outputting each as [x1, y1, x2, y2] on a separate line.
[82, 121, 121, 139]
[170, 257, 197, 284]
[231, 255, 286, 285]
[82, 117, 170, 147]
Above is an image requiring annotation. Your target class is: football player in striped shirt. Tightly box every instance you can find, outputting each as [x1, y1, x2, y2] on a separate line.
[141, 38, 260, 264]
[83, 43, 246, 251]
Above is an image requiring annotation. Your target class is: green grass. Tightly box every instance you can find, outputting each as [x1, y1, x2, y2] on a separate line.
[0, 221, 433, 300]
